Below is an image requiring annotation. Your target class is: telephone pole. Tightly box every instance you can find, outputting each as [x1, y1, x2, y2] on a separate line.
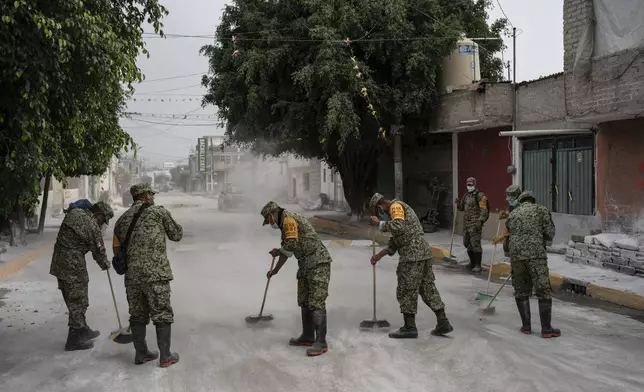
[392, 125, 404, 200]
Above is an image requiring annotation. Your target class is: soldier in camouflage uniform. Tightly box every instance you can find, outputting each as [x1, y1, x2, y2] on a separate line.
[50, 201, 114, 351]
[113, 183, 183, 367]
[369, 193, 453, 339]
[456, 177, 489, 272]
[505, 191, 560, 338]
[261, 201, 332, 356]
[493, 185, 522, 257]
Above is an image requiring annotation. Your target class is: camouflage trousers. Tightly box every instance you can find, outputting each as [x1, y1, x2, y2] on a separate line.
[463, 224, 483, 252]
[511, 258, 552, 300]
[297, 263, 331, 310]
[396, 260, 445, 314]
[126, 281, 174, 325]
[57, 279, 89, 329]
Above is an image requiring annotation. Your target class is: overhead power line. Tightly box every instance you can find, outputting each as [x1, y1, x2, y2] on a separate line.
[495, 0, 514, 28]
[139, 72, 206, 83]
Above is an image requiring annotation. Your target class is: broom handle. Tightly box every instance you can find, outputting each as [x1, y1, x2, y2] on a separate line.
[487, 273, 512, 307]
[259, 256, 277, 317]
[106, 269, 123, 329]
[372, 233, 377, 321]
[449, 210, 458, 255]
[486, 212, 501, 294]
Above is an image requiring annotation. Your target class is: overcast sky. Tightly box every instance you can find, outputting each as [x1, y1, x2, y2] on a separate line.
[124, 0, 564, 166]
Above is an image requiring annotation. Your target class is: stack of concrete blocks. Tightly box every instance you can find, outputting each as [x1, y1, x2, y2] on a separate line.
[566, 233, 644, 277]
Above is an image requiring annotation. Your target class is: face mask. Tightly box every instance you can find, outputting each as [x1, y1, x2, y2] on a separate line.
[467, 185, 475, 192]
[269, 215, 279, 230]
[379, 213, 389, 222]
[509, 199, 518, 207]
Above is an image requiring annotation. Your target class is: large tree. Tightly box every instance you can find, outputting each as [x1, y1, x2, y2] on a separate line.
[201, 0, 506, 212]
[0, 0, 167, 222]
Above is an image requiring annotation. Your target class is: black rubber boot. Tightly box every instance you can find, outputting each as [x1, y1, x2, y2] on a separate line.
[515, 297, 532, 335]
[472, 252, 483, 273]
[467, 251, 476, 270]
[79, 326, 100, 342]
[306, 309, 328, 356]
[156, 323, 180, 368]
[430, 309, 454, 336]
[538, 299, 561, 338]
[64, 328, 94, 351]
[132, 322, 159, 365]
[289, 307, 315, 347]
[388, 313, 418, 339]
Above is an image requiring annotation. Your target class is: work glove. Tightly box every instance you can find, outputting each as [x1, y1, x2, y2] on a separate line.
[499, 210, 509, 220]
[266, 269, 278, 279]
[269, 248, 280, 258]
[492, 235, 505, 245]
[99, 259, 110, 271]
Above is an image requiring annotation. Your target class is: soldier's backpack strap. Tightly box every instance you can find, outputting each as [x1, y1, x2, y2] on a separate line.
[112, 203, 151, 275]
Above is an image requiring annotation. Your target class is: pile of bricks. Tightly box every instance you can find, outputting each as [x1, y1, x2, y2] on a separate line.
[566, 234, 644, 277]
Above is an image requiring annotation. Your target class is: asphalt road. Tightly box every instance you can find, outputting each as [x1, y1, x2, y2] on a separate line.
[1, 193, 643, 392]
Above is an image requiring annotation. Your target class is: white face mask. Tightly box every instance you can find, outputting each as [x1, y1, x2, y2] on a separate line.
[466, 185, 475, 192]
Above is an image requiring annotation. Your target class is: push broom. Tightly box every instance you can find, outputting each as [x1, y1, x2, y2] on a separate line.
[106, 269, 133, 344]
[245, 256, 276, 325]
[360, 230, 390, 331]
[476, 210, 501, 302]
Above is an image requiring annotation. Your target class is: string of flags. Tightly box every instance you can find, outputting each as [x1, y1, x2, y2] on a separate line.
[129, 97, 202, 102]
[345, 38, 387, 140]
[124, 112, 217, 119]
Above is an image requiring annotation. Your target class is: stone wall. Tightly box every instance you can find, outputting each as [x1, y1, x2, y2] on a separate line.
[566, 234, 644, 277]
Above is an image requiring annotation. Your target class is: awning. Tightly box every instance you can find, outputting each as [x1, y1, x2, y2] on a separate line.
[498, 129, 593, 137]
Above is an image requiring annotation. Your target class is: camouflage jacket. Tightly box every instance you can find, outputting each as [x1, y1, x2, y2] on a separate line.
[506, 202, 555, 261]
[113, 201, 183, 284]
[278, 210, 332, 271]
[380, 199, 433, 262]
[50, 209, 107, 283]
[457, 190, 489, 228]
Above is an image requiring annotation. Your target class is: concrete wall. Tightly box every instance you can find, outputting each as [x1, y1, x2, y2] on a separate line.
[564, 0, 644, 120]
[516, 73, 567, 128]
[435, 83, 513, 131]
[596, 118, 644, 233]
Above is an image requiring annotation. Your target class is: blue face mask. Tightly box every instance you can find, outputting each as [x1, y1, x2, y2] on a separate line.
[379, 213, 389, 221]
[271, 223, 279, 230]
[509, 199, 518, 207]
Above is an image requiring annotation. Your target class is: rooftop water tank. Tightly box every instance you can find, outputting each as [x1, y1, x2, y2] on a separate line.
[440, 38, 481, 91]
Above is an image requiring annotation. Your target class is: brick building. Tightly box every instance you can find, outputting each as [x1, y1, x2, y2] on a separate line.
[564, 0, 644, 233]
[415, 0, 644, 241]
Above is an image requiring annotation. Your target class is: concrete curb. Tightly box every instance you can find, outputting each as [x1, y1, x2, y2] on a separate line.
[0, 249, 45, 279]
[309, 216, 644, 311]
[309, 216, 450, 259]
[486, 257, 644, 311]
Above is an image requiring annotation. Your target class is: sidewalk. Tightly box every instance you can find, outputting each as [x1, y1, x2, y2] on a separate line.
[0, 224, 60, 280]
[308, 214, 644, 311]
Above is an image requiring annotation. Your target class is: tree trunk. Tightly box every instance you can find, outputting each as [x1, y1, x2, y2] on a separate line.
[38, 173, 52, 236]
[336, 142, 379, 221]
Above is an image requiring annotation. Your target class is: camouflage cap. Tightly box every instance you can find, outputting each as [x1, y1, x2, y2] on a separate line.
[260, 200, 281, 225]
[505, 185, 522, 199]
[92, 201, 114, 223]
[517, 190, 536, 203]
[130, 183, 157, 198]
[368, 193, 384, 210]
[466, 177, 476, 185]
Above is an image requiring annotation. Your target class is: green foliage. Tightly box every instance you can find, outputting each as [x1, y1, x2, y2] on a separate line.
[0, 0, 168, 218]
[201, 0, 506, 209]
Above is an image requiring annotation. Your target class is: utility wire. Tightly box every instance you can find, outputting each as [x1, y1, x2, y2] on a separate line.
[495, 0, 514, 28]
[139, 72, 206, 83]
